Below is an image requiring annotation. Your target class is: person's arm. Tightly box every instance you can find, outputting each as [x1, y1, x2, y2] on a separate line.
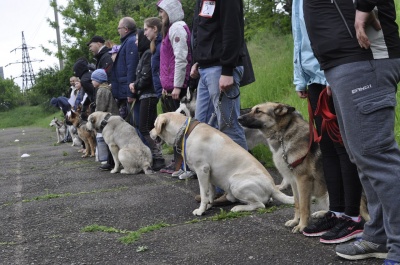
[126, 36, 139, 98]
[219, 0, 242, 91]
[170, 23, 190, 99]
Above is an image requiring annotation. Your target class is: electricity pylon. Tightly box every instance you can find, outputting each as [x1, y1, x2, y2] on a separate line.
[6, 31, 43, 93]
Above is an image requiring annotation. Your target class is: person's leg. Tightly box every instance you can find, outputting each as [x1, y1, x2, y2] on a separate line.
[195, 74, 215, 125]
[308, 83, 345, 213]
[199, 66, 247, 150]
[140, 97, 165, 171]
[326, 59, 400, 261]
[303, 83, 345, 237]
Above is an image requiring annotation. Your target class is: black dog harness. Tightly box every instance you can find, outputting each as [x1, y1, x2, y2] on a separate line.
[100, 113, 112, 130]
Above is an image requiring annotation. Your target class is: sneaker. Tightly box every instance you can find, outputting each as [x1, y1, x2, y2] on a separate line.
[160, 162, 175, 174]
[303, 211, 340, 237]
[152, 158, 166, 171]
[320, 216, 365, 244]
[179, 171, 196, 180]
[171, 169, 184, 178]
[335, 239, 388, 260]
[99, 163, 113, 171]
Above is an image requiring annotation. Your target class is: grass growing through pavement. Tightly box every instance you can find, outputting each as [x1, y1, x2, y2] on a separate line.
[82, 205, 292, 245]
[0, 187, 129, 208]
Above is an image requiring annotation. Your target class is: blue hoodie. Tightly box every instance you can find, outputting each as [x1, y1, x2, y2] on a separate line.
[292, 0, 327, 91]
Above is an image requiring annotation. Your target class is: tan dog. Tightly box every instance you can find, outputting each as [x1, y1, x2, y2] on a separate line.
[86, 111, 153, 174]
[238, 102, 329, 233]
[150, 112, 294, 216]
[66, 110, 96, 158]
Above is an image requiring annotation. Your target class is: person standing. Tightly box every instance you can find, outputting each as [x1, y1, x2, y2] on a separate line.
[129, 29, 166, 171]
[156, 0, 193, 177]
[304, 0, 400, 263]
[73, 58, 96, 114]
[87, 35, 114, 82]
[110, 17, 139, 122]
[144, 17, 163, 100]
[191, 0, 248, 150]
[292, 0, 364, 244]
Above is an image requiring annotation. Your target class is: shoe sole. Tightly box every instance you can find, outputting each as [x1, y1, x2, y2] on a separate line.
[336, 251, 387, 260]
[303, 231, 328, 237]
[320, 231, 363, 244]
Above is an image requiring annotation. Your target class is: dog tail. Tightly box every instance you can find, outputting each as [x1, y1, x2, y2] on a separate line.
[272, 189, 294, 205]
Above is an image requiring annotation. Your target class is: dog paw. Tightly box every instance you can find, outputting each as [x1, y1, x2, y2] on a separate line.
[291, 224, 306, 233]
[311, 210, 328, 219]
[192, 209, 204, 216]
[285, 219, 299, 228]
[111, 169, 119, 174]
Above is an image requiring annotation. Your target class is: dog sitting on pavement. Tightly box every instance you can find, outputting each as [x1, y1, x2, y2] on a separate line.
[49, 117, 67, 144]
[150, 112, 294, 216]
[86, 111, 153, 174]
[66, 110, 96, 158]
[238, 102, 329, 233]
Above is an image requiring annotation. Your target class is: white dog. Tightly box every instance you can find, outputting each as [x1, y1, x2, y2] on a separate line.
[150, 112, 294, 216]
[87, 111, 153, 174]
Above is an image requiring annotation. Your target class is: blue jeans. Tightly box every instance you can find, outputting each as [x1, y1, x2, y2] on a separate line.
[195, 66, 248, 150]
[325, 58, 400, 262]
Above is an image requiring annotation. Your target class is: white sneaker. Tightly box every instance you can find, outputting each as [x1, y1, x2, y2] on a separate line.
[179, 171, 196, 180]
[171, 169, 184, 178]
[101, 161, 108, 165]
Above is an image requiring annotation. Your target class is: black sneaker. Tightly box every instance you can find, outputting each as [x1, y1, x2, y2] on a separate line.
[152, 158, 166, 171]
[303, 211, 339, 237]
[99, 163, 113, 171]
[320, 216, 365, 244]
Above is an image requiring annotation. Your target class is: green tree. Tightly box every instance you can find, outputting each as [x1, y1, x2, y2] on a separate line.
[0, 78, 23, 111]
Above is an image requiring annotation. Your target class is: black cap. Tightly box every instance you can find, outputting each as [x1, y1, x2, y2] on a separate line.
[87, 36, 105, 46]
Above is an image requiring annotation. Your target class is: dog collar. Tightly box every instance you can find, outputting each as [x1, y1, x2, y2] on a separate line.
[100, 113, 112, 130]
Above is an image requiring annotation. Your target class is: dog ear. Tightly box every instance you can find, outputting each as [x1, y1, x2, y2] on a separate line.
[274, 104, 296, 116]
[154, 114, 167, 135]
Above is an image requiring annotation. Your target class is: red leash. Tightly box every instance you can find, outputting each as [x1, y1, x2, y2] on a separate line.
[313, 87, 343, 145]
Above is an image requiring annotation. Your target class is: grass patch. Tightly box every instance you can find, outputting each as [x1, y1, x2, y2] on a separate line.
[82, 205, 292, 245]
[0, 187, 128, 207]
[82, 222, 170, 245]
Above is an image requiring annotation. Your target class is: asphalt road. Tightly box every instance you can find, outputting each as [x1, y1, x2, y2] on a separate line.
[0, 127, 381, 265]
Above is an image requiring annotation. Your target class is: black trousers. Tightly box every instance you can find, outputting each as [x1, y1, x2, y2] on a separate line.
[308, 83, 362, 216]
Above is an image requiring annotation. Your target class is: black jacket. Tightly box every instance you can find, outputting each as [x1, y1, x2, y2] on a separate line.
[192, 0, 245, 76]
[304, 0, 400, 70]
[134, 30, 156, 99]
[94, 46, 113, 82]
[73, 58, 96, 113]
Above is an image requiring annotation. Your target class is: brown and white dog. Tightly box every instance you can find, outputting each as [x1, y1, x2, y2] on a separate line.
[86, 111, 153, 174]
[66, 110, 96, 158]
[238, 102, 329, 233]
[150, 112, 294, 216]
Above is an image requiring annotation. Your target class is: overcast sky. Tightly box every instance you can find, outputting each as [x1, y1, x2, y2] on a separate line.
[0, 0, 67, 88]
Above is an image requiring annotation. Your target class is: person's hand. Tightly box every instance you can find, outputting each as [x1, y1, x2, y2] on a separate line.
[297, 91, 307, 99]
[219, 75, 234, 91]
[129, 82, 135, 93]
[171, 88, 181, 100]
[190, 63, 199, 79]
[326, 86, 332, 96]
[355, 10, 381, 49]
